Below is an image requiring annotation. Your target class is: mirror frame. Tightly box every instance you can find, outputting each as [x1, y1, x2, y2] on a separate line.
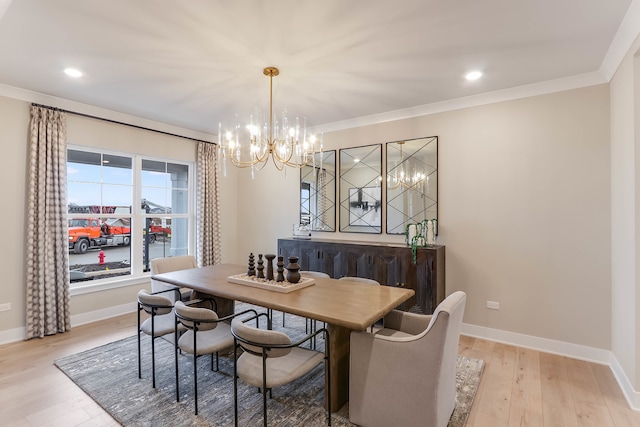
[385, 136, 438, 235]
[299, 150, 336, 232]
[339, 144, 383, 234]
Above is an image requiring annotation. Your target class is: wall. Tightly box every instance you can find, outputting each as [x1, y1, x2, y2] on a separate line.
[0, 96, 29, 332]
[610, 37, 640, 392]
[235, 85, 612, 351]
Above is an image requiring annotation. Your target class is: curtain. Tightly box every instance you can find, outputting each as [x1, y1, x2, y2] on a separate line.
[196, 142, 222, 267]
[25, 105, 70, 339]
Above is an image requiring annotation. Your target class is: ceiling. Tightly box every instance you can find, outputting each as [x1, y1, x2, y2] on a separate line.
[0, 0, 634, 136]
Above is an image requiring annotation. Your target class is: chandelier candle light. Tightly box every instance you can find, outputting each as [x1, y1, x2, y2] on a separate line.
[218, 67, 323, 177]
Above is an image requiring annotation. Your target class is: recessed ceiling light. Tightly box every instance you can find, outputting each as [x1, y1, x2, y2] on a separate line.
[64, 68, 83, 78]
[465, 71, 482, 81]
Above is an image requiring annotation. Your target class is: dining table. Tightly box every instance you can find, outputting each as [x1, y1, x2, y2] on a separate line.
[151, 263, 415, 411]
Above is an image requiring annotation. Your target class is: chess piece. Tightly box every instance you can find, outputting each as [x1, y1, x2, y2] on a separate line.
[265, 254, 276, 281]
[256, 254, 265, 279]
[285, 256, 301, 283]
[247, 252, 256, 276]
[276, 256, 285, 282]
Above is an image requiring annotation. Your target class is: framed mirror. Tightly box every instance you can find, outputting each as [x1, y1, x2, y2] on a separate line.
[386, 136, 438, 234]
[300, 150, 336, 231]
[339, 144, 382, 234]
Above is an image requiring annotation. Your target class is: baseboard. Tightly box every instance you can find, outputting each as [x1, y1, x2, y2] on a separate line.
[609, 353, 640, 410]
[70, 302, 137, 328]
[0, 302, 137, 346]
[0, 326, 26, 345]
[462, 322, 640, 411]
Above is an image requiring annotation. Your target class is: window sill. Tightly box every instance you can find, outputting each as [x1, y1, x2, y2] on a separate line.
[69, 274, 150, 296]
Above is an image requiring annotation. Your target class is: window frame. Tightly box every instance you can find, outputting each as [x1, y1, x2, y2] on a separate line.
[67, 145, 195, 295]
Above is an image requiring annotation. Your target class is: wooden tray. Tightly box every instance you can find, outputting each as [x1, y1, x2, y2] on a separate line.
[227, 273, 315, 293]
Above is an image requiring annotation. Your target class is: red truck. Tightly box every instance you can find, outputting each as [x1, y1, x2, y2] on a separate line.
[68, 218, 131, 254]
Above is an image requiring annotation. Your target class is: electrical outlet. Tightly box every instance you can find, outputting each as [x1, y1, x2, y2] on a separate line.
[0, 303, 11, 312]
[486, 301, 500, 310]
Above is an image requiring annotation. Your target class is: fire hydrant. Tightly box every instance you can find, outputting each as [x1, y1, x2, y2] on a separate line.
[98, 250, 106, 265]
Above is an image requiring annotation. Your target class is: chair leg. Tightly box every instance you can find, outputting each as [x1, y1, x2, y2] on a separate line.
[137, 308, 142, 379]
[233, 343, 239, 427]
[175, 327, 180, 402]
[193, 352, 199, 415]
[151, 315, 156, 388]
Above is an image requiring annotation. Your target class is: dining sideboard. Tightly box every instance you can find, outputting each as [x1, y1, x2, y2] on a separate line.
[277, 238, 445, 315]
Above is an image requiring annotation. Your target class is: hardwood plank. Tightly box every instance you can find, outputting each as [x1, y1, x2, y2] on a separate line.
[471, 343, 516, 427]
[508, 347, 544, 426]
[1, 313, 639, 427]
[540, 352, 580, 427]
[564, 357, 616, 427]
[591, 362, 640, 427]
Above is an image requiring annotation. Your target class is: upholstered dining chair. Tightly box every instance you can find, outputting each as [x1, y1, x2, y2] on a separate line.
[338, 276, 380, 285]
[137, 288, 181, 389]
[150, 255, 198, 302]
[349, 291, 466, 427]
[173, 300, 257, 415]
[231, 313, 331, 427]
[300, 271, 331, 335]
[338, 276, 381, 331]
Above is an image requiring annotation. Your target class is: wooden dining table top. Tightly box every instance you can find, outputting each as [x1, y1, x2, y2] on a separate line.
[151, 263, 415, 331]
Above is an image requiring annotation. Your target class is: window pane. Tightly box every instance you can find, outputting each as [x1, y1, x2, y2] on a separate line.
[171, 189, 189, 214]
[167, 162, 189, 189]
[143, 217, 188, 272]
[141, 188, 168, 214]
[102, 154, 132, 185]
[68, 216, 131, 283]
[102, 184, 132, 208]
[68, 182, 102, 209]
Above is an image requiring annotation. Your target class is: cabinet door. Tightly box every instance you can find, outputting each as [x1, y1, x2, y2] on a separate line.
[413, 247, 445, 314]
[312, 244, 343, 278]
[277, 239, 300, 264]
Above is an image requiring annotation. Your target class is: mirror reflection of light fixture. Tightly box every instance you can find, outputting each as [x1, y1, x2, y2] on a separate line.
[217, 67, 323, 176]
[387, 141, 428, 194]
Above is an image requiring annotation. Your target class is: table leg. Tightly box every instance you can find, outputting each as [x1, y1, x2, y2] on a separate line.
[326, 323, 351, 412]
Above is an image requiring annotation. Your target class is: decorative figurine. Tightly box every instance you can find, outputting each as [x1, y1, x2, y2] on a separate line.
[256, 254, 265, 279]
[285, 256, 301, 283]
[247, 252, 256, 276]
[276, 256, 285, 282]
[265, 254, 276, 281]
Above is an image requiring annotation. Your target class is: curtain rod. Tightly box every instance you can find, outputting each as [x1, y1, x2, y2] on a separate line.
[31, 103, 216, 145]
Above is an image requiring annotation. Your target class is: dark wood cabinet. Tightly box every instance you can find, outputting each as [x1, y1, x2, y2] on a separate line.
[277, 238, 445, 315]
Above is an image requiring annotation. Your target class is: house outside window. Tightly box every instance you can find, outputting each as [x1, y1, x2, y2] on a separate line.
[67, 147, 193, 286]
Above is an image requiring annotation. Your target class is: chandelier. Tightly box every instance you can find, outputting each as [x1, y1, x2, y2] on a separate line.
[387, 141, 428, 193]
[218, 67, 322, 173]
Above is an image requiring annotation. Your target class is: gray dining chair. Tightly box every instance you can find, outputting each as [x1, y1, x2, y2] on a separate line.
[150, 255, 198, 302]
[231, 313, 331, 427]
[137, 288, 181, 388]
[174, 300, 257, 415]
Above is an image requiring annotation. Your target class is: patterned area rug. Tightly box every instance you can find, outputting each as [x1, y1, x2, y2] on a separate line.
[55, 309, 484, 427]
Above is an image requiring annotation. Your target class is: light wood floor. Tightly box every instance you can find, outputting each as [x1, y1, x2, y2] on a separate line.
[1, 313, 639, 427]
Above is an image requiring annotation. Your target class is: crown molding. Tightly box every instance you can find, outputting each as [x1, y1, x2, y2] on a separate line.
[601, 0, 640, 80]
[0, 83, 216, 143]
[311, 71, 606, 134]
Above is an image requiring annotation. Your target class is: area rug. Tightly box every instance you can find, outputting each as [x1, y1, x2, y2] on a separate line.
[55, 310, 484, 427]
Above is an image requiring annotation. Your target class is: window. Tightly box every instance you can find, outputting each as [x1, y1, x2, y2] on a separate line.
[67, 147, 193, 286]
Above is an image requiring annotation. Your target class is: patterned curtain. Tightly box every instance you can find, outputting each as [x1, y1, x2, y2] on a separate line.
[196, 141, 222, 267]
[25, 105, 71, 339]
